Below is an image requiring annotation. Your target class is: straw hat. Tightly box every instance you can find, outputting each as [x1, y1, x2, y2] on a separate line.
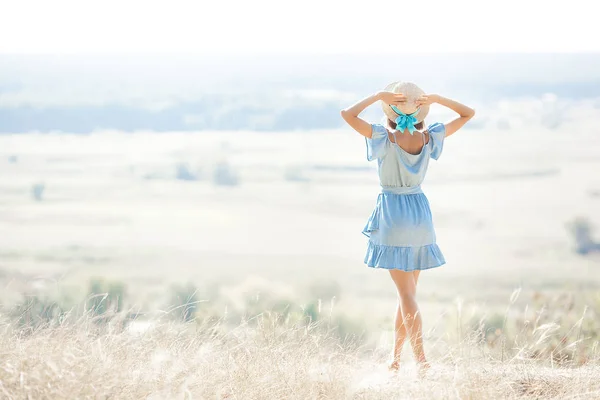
[381, 81, 429, 123]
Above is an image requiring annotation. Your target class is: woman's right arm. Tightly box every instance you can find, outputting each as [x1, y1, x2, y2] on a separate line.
[417, 94, 475, 137]
[341, 91, 406, 138]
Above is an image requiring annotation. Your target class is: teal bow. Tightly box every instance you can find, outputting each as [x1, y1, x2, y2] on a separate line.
[390, 105, 420, 135]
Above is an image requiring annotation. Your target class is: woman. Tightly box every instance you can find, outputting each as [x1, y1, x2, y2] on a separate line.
[340, 82, 475, 375]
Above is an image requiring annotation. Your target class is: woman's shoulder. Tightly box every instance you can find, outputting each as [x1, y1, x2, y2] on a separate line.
[366, 123, 391, 161]
[371, 122, 388, 134]
[426, 122, 445, 134]
[424, 122, 446, 160]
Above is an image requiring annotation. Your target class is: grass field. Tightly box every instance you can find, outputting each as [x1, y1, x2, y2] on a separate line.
[1, 126, 600, 398]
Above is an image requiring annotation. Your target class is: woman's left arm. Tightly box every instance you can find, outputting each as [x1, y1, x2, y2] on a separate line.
[416, 94, 475, 137]
[341, 91, 406, 138]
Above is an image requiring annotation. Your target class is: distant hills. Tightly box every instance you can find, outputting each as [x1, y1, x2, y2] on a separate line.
[1, 54, 599, 133]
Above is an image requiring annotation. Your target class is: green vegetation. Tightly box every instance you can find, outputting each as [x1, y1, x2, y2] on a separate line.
[5, 276, 600, 368]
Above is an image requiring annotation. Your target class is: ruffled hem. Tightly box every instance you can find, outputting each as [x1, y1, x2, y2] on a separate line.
[364, 241, 446, 271]
[362, 194, 382, 237]
[362, 211, 379, 238]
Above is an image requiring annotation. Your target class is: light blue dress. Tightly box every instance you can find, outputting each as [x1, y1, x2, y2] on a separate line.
[362, 122, 447, 271]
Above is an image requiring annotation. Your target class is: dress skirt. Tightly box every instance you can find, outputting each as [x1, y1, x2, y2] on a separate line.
[362, 185, 446, 271]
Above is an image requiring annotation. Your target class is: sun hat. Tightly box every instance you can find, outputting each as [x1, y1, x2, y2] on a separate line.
[381, 81, 430, 130]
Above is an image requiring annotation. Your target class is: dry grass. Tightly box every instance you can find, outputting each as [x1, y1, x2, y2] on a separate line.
[1, 304, 600, 400]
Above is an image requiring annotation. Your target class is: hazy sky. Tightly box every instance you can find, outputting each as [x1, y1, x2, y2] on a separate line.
[1, 0, 598, 54]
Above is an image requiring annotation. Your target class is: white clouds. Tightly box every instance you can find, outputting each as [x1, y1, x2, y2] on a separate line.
[282, 89, 358, 102]
[475, 95, 600, 132]
[0, 84, 178, 110]
[1, 0, 599, 54]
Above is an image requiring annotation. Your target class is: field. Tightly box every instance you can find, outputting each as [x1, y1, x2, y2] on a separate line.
[1, 124, 600, 398]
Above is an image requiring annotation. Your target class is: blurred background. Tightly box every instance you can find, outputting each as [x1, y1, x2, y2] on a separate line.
[1, 0, 600, 346]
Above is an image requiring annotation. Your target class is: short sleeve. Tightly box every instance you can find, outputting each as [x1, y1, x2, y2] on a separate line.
[366, 124, 389, 161]
[427, 122, 446, 160]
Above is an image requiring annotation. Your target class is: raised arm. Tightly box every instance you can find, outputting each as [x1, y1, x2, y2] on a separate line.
[416, 94, 475, 137]
[341, 91, 406, 138]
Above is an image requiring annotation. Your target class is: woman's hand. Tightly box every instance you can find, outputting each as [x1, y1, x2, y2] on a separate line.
[377, 91, 407, 106]
[415, 94, 440, 107]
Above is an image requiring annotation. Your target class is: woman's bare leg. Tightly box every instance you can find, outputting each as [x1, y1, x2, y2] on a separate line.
[389, 270, 420, 370]
[388, 270, 429, 375]
[389, 298, 406, 370]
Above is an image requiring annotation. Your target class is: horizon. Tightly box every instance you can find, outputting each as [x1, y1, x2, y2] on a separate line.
[1, 53, 600, 133]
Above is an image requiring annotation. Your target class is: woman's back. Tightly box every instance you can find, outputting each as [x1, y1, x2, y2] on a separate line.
[391, 128, 429, 155]
[367, 122, 446, 190]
